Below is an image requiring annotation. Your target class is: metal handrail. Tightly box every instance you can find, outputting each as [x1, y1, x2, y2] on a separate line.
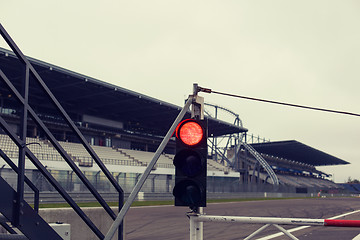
[241, 142, 279, 185]
[0, 23, 124, 239]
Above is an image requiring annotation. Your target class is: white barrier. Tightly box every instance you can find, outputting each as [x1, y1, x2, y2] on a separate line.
[188, 213, 360, 240]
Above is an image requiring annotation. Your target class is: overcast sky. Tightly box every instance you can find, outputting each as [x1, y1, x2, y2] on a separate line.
[1, 1, 360, 182]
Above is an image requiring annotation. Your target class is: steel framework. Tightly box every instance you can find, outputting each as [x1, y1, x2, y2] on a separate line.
[0, 23, 124, 239]
[204, 102, 279, 186]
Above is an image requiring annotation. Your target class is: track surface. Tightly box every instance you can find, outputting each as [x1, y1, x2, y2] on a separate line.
[125, 197, 360, 240]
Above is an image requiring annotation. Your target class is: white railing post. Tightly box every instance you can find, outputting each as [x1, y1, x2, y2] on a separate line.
[189, 214, 196, 240]
[198, 207, 204, 240]
[189, 211, 203, 240]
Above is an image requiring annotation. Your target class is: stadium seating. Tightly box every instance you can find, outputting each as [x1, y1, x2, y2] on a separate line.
[339, 183, 360, 193]
[0, 133, 341, 190]
[117, 148, 172, 168]
[276, 175, 303, 187]
[59, 141, 142, 166]
[0, 135, 63, 162]
[0, 134, 235, 174]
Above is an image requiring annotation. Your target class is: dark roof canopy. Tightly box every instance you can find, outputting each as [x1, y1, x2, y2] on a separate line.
[0, 47, 247, 137]
[251, 140, 349, 166]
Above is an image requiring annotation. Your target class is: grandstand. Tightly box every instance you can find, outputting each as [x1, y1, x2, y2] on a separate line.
[0, 45, 351, 195]
[340, 183, 360, 193]
[231, 140, 347, 191]
[0, 45, 351, 197]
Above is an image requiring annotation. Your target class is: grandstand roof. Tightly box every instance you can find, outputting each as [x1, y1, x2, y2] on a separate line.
[0, 47, 247, 137]
[251, 140, 349, 166]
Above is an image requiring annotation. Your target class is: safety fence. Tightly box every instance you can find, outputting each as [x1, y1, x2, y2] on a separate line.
[0, 167, 339, 197]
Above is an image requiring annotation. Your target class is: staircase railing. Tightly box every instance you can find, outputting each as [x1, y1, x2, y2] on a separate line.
[0, 23, 124, 239]
[241, 142, 279, 185]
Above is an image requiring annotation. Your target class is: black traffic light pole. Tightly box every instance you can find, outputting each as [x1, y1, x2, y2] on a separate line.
[173, 83, 207, 211]
[104, 89, 197, 240]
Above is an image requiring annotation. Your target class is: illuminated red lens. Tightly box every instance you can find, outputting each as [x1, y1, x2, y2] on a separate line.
[178, 121, 203, 146]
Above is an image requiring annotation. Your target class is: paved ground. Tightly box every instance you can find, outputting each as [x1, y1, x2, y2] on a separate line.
[124, 197, 360, 240]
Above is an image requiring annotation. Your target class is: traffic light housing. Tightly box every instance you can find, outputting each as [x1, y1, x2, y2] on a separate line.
[173, 118, 207, 208]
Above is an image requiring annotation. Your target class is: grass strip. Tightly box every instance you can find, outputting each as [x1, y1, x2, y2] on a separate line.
[34, 197, 313, 209]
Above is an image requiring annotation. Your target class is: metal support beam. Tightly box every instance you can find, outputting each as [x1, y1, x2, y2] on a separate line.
[0, 69, 117, 220]
[244, 224, 271, 240]
[0, 23, 126, 239]
[104, 97, 193, 240]
[14, 64, 29, 227]
[273, 224, 299, 240]
[0, 23, 123, 195]
[241, 142, 279, 185]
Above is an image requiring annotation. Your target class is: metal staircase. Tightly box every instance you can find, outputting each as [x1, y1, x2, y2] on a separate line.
[0, 176, 61, 239]
[241, 142, 279, 185]
[0, 24, 124, 239]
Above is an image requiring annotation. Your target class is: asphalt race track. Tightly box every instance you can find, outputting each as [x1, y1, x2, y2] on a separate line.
[125, 197, 360, 240]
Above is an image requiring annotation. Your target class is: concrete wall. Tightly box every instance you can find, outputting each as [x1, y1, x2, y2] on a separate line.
[40, 207, 119, 240]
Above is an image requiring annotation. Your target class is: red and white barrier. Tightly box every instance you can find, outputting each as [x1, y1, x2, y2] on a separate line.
[189, 214, 360, 240]
[324, 219, 360, 227]
[193, 214, 360, 227]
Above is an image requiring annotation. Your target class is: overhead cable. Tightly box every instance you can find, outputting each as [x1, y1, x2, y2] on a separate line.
[198, 87, 360, 117]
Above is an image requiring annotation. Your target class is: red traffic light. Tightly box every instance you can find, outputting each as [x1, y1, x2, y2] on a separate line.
[176, 119, 204, 146]
[173, 118, 207, 208]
